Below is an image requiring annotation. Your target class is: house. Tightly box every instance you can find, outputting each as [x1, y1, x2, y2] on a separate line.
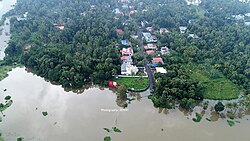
[122, 4, 129, 9]
[185, 0, 202, 5]
[116, 29, 124, 35]
[159, 28, 169, 34]
[146, 26, 153, 32]
[179, 26, 187, 33]
[142, 32, 157, 42]
[245, 13, 250, 17]
[120, 56, 128, 60]
[153, 58, 163, 64]
[129, 10, 137, 15]
[108, 80, 118, 87]
[131, 35, 138, 39]
[152, 57, 164, 67]
[151, 35, 157, 42]
[121, 40, 130, 46]
[232, 14, 245, 20]
[161, 46, 170, 55]
[90, 5, 96, 10]
[188, 34, 199, 39]
[155, 67, 167, 73]
[146, 50, 155, 55]
[239, 0, 250, 3]
[23, 12, 28, 18]
[141, 21, 145, 27]
[147, 44, 157, 50]
[114, 8, 122, 14]
[54, 24, 65, 30]
[121, 55, 138, 75]
[120, 47, 133, 56]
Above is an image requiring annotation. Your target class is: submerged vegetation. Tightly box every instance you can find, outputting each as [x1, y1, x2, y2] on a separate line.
[0, 100, 13, 112]
[112, 127, 122, 133]
[227, 120, 235, 127]
[192, 112, 202, 122]
[42, 112, 48, 116]
[104, 136, 111, 141]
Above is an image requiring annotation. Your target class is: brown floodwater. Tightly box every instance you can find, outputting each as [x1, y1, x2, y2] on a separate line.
[0, 68, 250, 141]
[0, 0, 16, 60]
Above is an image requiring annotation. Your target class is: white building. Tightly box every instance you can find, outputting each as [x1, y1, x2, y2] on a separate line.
[179, 26, 187, 34]
[121, 55, 138, 75]
[185, 0, 202, 5]
[156, 67, 167, 74]
[161, 46, 170, 55]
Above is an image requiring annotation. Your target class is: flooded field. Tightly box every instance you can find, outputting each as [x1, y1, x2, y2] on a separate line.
[0, 68, 250, 141]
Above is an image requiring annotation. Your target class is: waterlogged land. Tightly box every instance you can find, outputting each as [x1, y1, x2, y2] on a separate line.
[0, 68, 250, 141]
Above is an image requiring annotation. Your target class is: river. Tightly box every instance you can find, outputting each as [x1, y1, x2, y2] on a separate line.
[0, 68, 250, 141]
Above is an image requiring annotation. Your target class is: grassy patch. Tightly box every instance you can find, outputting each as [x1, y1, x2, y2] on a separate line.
[115, 77, 149, 91]
[186, 63, 240, 100]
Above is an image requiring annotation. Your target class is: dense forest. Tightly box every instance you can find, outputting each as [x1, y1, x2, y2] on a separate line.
[1, 0, 250, 109]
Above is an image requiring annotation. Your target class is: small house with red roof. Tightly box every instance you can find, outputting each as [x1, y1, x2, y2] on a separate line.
[116, 29, 124, 35]
[146, 50, 155, 55]
[120, 47, 133, 56]
[54, 23, 65, 30]
[152, 57, 164, 67]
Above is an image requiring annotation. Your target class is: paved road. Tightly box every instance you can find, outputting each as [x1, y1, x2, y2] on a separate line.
[137, 31, 155, 93]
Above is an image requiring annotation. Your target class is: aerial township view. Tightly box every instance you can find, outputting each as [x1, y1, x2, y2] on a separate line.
[0, 0, 250, 140]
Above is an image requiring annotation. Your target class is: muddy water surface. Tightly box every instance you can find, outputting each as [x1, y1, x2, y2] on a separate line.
[0, 68, 250, 141]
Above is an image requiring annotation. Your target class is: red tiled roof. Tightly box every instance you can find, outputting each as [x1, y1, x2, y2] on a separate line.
[120, 47, 132, 55]
[116, 29, 123, 34]
[120, 56, 128, 60]
[146, 50, 154, 55]
[153, 58, 163, 64]
[144, 45, 149, 49]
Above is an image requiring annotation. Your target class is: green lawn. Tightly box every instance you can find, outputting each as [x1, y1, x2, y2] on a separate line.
[115, 77, 149, 91]
[0, 65, 13, 81]
[187, 64, 240, 100]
